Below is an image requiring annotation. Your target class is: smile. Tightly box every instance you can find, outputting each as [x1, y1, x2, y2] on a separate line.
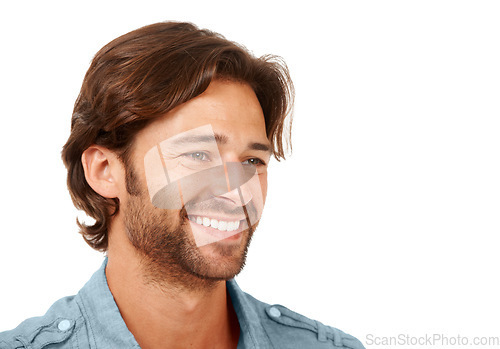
[188, 215, 243, 232]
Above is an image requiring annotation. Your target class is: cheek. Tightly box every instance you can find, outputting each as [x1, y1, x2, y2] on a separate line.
[258, 173, 268, 205]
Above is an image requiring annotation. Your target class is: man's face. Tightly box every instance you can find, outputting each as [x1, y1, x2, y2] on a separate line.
[121, 80, 270, 283]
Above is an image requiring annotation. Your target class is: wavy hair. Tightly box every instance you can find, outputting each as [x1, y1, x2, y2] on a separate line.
[61, 21, 294, 252]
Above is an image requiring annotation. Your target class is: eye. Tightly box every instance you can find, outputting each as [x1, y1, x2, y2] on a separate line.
[183, 151, 210, 161]
[242, 158, 266, 166]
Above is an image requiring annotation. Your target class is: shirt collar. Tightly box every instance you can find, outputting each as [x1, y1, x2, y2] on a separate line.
[77, 258, 141, 348]
[227, 279, 274, 349]
[77, 258, 273, 349]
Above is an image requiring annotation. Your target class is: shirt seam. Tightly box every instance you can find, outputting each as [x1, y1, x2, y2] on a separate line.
[72, 314, 87, 349]
[75, 295, 96, 349]
[259, 323, 277, 349]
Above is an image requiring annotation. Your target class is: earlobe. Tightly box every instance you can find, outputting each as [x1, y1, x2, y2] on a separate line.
[81, 146, 122, 199]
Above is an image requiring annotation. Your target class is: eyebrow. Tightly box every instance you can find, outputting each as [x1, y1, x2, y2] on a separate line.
[248, 142, 271, 153]
[169, 132, 272, 153]
[170, 134, 226, 145]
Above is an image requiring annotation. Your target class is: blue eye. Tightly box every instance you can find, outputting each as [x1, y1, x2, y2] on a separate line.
[184, 152, 210, 161]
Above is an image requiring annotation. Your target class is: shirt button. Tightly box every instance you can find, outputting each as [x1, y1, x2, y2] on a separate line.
[269, 306, 281, 318]
[58, 319, 71, 331]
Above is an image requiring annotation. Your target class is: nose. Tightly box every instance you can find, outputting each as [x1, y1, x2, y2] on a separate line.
[220, 183, 253, 207]
[151, 161, 258, 209]
[219, 162, 256, 206]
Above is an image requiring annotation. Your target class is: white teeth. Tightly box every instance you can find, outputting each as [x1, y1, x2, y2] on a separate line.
[189, 216, 241, 232]
[218, 221, 227, 231]
[203, 217, 211, 227]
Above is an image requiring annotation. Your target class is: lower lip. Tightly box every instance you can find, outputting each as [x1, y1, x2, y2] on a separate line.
[187, 218, 245, 242]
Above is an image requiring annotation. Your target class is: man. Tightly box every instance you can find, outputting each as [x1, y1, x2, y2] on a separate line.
[0, 22, 364, 349]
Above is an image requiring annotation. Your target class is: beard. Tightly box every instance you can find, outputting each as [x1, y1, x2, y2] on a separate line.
[123, 164, 257, 291]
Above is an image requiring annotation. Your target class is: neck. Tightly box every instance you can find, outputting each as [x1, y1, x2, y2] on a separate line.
[105, 216, 240, 349]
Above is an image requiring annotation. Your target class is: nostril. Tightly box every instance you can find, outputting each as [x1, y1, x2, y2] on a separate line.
[218, 187, 252, 207]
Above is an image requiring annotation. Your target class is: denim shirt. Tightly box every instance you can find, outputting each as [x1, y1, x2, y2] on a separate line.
[0, 259, 364, 349]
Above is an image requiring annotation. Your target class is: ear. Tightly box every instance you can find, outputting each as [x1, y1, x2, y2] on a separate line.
[81, 146, 122, 199]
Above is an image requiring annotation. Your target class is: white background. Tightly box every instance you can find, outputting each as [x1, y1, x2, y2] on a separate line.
[1, 1, 499, 348]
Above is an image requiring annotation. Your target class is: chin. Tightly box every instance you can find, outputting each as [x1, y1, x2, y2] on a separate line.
[189, 231, 253, 280]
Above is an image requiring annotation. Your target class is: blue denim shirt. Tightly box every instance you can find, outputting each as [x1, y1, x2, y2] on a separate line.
[0, 259, 364, 348]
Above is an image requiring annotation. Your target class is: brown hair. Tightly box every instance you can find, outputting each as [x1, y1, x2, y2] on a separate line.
[61, 21, 294, 252]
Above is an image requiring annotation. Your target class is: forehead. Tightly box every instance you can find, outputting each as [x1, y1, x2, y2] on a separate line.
[136, 80, 267, 153]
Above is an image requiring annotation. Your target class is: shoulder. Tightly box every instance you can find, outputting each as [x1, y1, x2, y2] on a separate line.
[0, 295, 87, 349]
[245, 292, 365, 349]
